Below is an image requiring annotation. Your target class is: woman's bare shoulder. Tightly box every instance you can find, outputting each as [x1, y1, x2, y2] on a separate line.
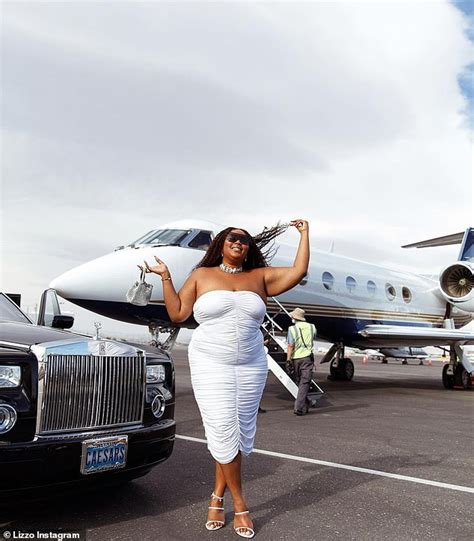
[250, 266, 269, 277]
[191, 267, 219, 281]
[247, 267, 268, 284]
[182, 267, 203, 283]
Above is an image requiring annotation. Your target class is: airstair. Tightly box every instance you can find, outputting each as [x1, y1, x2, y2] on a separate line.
[262, 297, 324, 403]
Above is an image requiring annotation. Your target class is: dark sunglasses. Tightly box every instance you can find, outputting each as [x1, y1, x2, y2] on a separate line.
[226, 233, 250, 245]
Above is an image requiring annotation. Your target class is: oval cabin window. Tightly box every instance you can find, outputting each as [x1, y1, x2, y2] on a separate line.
[367, 280, 377, 296]
[346, 276, 357, 294]
[322, 272, 334, 290]
[385, 283, 396, 301]
[402, 286, 412, 303]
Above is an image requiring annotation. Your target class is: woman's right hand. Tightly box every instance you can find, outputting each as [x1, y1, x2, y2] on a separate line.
[138, 256, 170, 278]
[290, 219, 309, 234]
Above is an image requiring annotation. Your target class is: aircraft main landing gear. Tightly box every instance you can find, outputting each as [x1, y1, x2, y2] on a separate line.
[442, 364, 454, 389]
[455, 364, 472, 389]
[329, 358, 355, 381]
[443, 344, 473, 390]
[321, 343, 355, 381]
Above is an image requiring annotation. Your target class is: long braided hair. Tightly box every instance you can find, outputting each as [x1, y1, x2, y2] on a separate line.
[195, 222, 290, 270]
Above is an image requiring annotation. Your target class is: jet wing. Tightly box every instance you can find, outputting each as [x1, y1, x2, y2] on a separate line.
[358, 325, 474, 348]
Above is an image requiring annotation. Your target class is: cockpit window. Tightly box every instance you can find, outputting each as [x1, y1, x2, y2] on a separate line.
[130, 230, 155, 245]
[131, 229, 190, 247]
[188, 231, 212, 251]
[0, 294, 31, 324]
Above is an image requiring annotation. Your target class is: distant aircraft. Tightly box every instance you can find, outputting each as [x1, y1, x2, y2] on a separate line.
[49, 220, 474, 389]
[378, 347, 428, 365]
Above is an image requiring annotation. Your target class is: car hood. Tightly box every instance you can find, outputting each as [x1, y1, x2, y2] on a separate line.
[0, 322, 169, 360]
[0, 321, 88, 348]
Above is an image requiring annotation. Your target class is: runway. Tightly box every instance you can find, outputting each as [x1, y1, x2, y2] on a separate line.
[6, 346, 474, 540]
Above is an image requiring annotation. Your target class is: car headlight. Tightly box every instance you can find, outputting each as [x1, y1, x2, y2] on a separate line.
[146, 364, 166, 384]
[0, 366, 21, 388]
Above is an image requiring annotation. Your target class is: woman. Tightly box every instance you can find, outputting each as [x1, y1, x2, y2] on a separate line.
[142, 219, 309, 538]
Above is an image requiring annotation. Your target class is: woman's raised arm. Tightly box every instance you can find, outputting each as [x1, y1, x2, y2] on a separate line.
[140, 257, 197, 323]
[262, 219, 310, 297]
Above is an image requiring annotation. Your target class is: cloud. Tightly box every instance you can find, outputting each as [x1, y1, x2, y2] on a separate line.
[1, 1, 472, 331]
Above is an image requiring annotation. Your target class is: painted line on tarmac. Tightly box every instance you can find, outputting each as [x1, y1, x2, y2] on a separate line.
[176, 435, 474, 494]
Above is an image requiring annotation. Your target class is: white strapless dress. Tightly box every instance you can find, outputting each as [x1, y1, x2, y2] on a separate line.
[188, 290, 268, 464]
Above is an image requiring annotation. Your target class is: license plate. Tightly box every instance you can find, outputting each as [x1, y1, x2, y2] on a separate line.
[80, 435, 128, 475]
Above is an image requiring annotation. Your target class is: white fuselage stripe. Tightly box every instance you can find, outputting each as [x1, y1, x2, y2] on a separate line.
[175, 435, 474, 494]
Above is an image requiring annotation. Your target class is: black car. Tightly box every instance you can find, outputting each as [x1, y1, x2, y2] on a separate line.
[0, 290, 175, 498]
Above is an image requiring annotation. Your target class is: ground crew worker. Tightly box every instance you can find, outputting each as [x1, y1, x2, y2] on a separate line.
[286, 308, 317, 416]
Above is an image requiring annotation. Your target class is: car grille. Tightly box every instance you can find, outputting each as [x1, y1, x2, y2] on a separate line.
[38, 354, 145, 434]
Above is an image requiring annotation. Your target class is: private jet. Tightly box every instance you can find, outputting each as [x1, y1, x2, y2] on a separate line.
[49, 220, 474, 390]
[378, 347, 428, 365]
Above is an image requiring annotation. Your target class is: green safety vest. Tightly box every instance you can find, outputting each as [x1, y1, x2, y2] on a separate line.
[289, 322, 316, 359]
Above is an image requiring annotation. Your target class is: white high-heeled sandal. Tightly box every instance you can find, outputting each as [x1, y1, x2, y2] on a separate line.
[234, 510, 255, 539]
[205, 492, 225, 531]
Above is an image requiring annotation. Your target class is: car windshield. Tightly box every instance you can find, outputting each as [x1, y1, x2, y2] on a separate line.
[130, 229, 190, 247]
[0, 294, 31, 324]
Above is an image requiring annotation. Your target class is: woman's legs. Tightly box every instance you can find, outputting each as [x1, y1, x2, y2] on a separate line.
[219, 452, 253, 531]
[207, 462, 227, 527]
[214, 461, 227, 497]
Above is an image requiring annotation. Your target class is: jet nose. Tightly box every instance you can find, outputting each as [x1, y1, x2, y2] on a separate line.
[49, 247, 172, 305]
[49, 264, 98, 302]
[49, 273, 77, 300]
[49, 245, 194, 309]
[49, 251, 129, 303]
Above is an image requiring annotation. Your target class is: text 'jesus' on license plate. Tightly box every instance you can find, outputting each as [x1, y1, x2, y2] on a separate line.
[80, 435, 128, 475]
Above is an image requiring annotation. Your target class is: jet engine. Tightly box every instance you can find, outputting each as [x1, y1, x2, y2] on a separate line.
[439, 262, 474, 313]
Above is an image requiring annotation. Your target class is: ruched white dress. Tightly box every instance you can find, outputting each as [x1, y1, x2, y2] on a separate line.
[188, 290, 268, 464]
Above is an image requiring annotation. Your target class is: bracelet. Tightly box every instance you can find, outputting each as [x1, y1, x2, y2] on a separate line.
[161, 276, 172, 282]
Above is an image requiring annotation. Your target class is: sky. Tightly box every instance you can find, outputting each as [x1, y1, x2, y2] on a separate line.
[1, 1, 473, 340]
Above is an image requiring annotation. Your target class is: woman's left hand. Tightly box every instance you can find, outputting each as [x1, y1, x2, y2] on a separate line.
[138, 256, 170, 277]
[290, 219, 309, 233]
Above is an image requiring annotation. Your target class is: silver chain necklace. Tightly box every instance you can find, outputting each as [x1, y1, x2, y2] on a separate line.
[219, 262, 243, 274]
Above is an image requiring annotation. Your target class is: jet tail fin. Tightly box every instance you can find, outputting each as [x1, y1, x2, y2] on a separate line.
[402, 228, 473, 261]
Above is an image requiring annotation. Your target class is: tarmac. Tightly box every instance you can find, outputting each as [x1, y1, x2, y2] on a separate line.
[6, 346, 474, 540]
